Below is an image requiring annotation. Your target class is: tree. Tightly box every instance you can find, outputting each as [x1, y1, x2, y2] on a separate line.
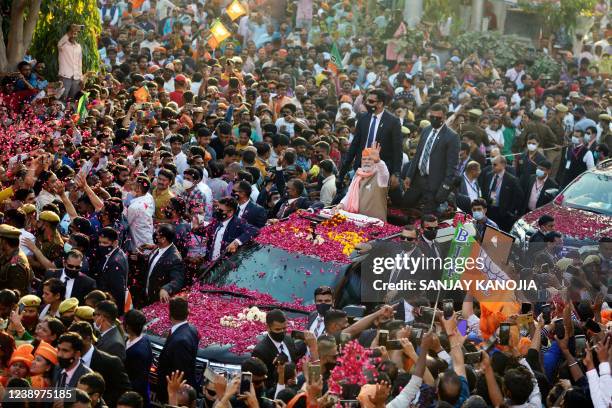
[0, 0, 43, 72]
[30, 0, 101, 80]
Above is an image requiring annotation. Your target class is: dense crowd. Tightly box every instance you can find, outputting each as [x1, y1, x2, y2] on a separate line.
[0, 0, 609, 407]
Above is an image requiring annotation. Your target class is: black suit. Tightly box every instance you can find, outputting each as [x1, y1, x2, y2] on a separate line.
[99, 247, 129, 315]
[239, 200, 268, 228]
[156, 322, 200, 403]
[340, 110, 403, 177]
[482, 170, 524, 232]
[194, 215, 259, 262]
[521, 175, 558, 214]
[96, 325, 126, 361]
[89, 347, 132, 407]
[251, 334, 301, 389]
[52, 361, 92, 387]
[42, 269, 96, 304]
[404, 125, 460, 213]
[125, 335, 153, 406]
[144, 244, 186, 304]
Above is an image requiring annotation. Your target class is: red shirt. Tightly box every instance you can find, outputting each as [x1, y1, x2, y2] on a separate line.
[169, 90, 184, 106]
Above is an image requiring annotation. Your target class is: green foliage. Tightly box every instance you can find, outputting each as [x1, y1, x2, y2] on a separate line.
[453, 31, 529, 69]
[518, 0, 597, 32]
[30, 0, 101, 80]
[529, 54, 561, 82]
[422, 0, 455, 24]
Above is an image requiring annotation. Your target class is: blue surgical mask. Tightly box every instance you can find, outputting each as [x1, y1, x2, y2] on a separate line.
[472, 210, 484, 221]
[572, 136, 581, 144]
[584, 134, 592, 143]
[63, 242, 73, 253]
[535, 168, 545, 178]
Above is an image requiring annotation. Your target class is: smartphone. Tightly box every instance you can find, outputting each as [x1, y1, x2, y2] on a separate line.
[239, 372, 252, 394]
[457, 319, 468, 336]
[584, 319, 602, 333]
[276, 353, 288, 365]
[378, 330, 389, 347]
[542, 304, 552, 324]
[291, 330, 305, 340]
[464, 351, 483, 365]
[574, 335, 587, 359]
[308, 364, 321, 384]
[499, 323, 511, 346]
[409, 327, 423, 345]
[483, 335, 498, 352]
[443, 299, 454, 320]
[18, 303, 25, 314]
[386, 339, 403, 350]
[419, 307, 435, 323]
[204, 366, 216, 383]
[554, 318, 565, 340]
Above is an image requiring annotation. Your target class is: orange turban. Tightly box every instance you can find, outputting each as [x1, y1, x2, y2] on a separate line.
[362, 148, 375, 158]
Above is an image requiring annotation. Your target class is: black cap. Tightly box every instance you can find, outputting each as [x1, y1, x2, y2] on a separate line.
[538, 160, 552, 170]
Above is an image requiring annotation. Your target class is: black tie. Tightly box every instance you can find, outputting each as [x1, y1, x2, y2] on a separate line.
[59, 372, 67, 387]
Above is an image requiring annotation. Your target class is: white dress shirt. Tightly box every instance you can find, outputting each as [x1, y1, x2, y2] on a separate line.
[211, 219, 231, 261]
[58, 35, 83, 80]
[366, 112, 383, 147]
[238, 201, 249, 218]
[320, 175, 337, 206]
[59, 270, 76, 299]
[126, 193, 155, 250]
[308, 314, 326, 338]
[418, 127, 440, 175]
[268, 334, 291, 362]
[81, 346, 94, 367]
[463, 174, 481, 202]
[146, 245, 172, 294]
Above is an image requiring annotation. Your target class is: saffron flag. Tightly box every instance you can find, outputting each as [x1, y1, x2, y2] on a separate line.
[76, 92, 90, 123]
[328, 42, 343, 74]
[134, 86, 150, 103]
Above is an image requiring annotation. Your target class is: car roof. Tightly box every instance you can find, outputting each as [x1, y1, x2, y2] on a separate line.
[593, 158, 612, 174]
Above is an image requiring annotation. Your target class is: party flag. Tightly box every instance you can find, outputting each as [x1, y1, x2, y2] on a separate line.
[134, 86, 150, 103]
[442, 223, 475, 284]
[76, 92, 90, 122]
[328, 42, 343, 74]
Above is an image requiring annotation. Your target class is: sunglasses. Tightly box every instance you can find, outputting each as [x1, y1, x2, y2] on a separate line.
[400, 236, 416, 242]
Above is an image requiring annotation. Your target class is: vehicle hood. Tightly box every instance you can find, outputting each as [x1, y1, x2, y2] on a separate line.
[521, 202, 612, 241]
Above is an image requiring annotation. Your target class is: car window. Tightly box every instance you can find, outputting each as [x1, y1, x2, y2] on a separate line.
[561, 172, 612, 215]
[203, 244, 347, 304]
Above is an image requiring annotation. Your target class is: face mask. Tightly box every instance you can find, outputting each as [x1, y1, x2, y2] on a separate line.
[316, 303, 331, 316]
[429, 116, 443, 129]
[423, 229, 437, 241]
[183, 180, 194, 190]
[269, 331, 286, 342]
[60, 316, 74, 328]
[584, 134, 591, 143]
[20, 315, 38, 329]
[572, 136, 581, 144]
[536, 168, 545, 178]
[64, 267, 80, 279]
[527, 143, 538, 152]
[213, 209, 228, 221]
[63, 242, 73, 253]
[472, 210, 484, 221]
[57, 356, 74, 369]
[98, 245, 113, 258]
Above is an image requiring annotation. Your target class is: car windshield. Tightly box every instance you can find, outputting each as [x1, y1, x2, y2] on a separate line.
[561, 172, 612, 215]
[202, 244, 348, 304]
